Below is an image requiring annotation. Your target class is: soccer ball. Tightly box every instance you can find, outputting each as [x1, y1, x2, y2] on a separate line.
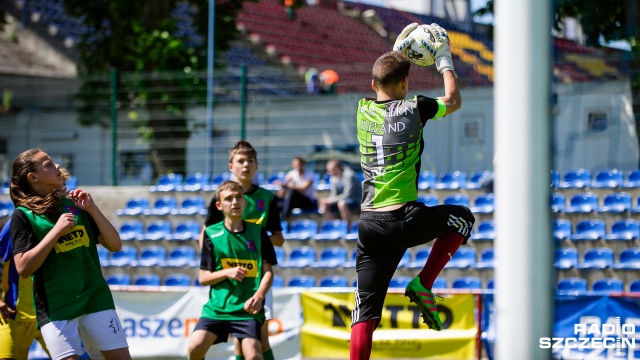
[406, 25, 436, 67]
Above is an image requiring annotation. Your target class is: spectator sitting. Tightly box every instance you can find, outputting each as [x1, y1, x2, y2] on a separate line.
[320, 69, 339, 94]
[318, 160, 362, 226]
[276, 156, 317, 217]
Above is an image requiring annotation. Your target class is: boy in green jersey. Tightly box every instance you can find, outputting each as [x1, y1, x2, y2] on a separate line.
[189, 181, 277, 360]
[201, 140, 283, 360]
[350, 24, 476, 360]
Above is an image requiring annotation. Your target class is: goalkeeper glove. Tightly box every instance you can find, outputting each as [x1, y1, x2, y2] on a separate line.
[392, 22, 418, 53]
[416, 23, 456, 77]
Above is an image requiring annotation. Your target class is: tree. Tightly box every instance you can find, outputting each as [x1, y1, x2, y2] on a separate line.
[63, 0, 257, 177]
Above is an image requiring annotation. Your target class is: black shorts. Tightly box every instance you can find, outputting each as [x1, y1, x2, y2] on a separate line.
[351, 201, 475, 327]
[193, 318, 262, 345]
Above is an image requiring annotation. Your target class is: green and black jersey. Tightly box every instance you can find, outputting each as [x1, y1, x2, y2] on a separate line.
[205, 185, 282, 234]
[357, 95, 446, 210]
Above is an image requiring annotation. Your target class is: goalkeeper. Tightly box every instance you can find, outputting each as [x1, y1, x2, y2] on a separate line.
[349, 23, 476, 360]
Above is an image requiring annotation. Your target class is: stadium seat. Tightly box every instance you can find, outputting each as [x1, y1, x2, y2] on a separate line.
[108, 246, 137, 267]
[171, 220, 202, 241]
[605, 219, 640, 241]
[551, 193, 566, 213]
[314, 220, 348, 242]
[141, 220, 173, 241]
[613, 248, 640, 270]
[1, 179, 8, 195]
[389, 276, 412, 288]
[409, 247, 431, 269]
[592, 278, 624, 293]
[344, 248, 358, 268]
[118, 220, 144, 241]
[417, 171, 437, 190]
[274, 247, 286, 265]
[133, 273, 162, 286]
[318, 275, 349, 288]
[578, 247, 614, 269]
[559, 169, 592, 189]
[66, 176, 78, 191]
[287, 275, 316, 288]
[105, 273, 132, 286]
[165, 246, 197, 267]
[115, 197, 149, 216]
[470, 220, 495, 241]
[272, 275, 285, 288]
[284, 219, 318, 241]
[554, 248, 579, 269]
[570, 219, 606, 241]
[417, 194, 438, 207]
[633, 196, 640, 214]
[263, 172, 286, 191]
[630, 279, 640, 293]
[442, 194, 470, 207]
[465, 171, 492, 190]
[551, 170, 560, 188]
[591, 169, 624, 188]
[149, 173, 183, 192]
[564, 192, 599, 213]
[434, 171, 467, 190]
[163, 273, 192, 287]
[598, 192, 632, 213]
[553, 219, 572, 241]
[345, 221, 359, 241]
[471, 193, 494, 214]
[178, 172, 210, 192]
[313, 247, 348, 268]
[623, 170, 640, 188]
[433, 276, 448, 289]
[557, 278, 587, 293]
[0, 200, 14, 218]
[474, 248, 494, 269]
[486, 279, 494, 290]
[282, 246, 316, 268]
[97, 246, 109, 266]
[208, 172, 231, 191]
[173, 196, 206, 216]
[452, 276, 482, 290]
[136, 246, 167, 267]
[445, 246, 476, 269]
[143, 196, 178, 216]
[398, 249, 412, 268]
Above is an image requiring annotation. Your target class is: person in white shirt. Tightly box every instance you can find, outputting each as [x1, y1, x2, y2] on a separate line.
[276, 157, 317, 216]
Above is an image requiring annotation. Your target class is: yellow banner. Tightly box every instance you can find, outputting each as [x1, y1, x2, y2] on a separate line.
[300, 292, 477, 359]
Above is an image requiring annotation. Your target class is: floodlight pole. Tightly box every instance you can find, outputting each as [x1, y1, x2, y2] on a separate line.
[494, 0, 553, 358]
[205, 0, 215, 175]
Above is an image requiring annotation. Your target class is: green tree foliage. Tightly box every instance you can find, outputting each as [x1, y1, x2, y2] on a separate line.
[64, 0, 256, 175]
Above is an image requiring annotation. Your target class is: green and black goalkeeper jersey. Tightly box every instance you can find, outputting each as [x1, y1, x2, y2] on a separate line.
[356, 95, 446, 209]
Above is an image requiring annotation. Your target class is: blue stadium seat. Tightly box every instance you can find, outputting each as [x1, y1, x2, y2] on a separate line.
[134, 273, 162, 286]
[173, 196, 206, 216]
[486, 279, 494, 290]
[66, 176, 78, 191]
[318, 275, 349, 288]
[445, 247, 477, 269]
[592, 278, 624, 293]
[389, 276, 412, 288]
[470, 220, 495, 241]
[578, 247, 614, 269]
[570, 219, 606, 241]
[105, 273, 132, 286]
[115, 197, 149, 216]
[344, 248, 358, 268]
[557, 278, 587, 293]
[598, 192, 632, 213]
[0, 200, 14, 218]
[409, 247, 431, 269]
[314, 220, 348, 242]
[605, 219, 640, 241]
[553, 219, 572, 241]
[143, 196, 178, 216]
[591, 169, 624, 189]
[613, 248, 640, 270]
[163, 273, 192, 287]
[313, 247, 348, 268]
[141, 220, 173, 241]
[554, 248, 578, 269]
[272, 275, 285, 288]
[282, 246, 316, 268]
[108, 246, 137, 267]
[551, 170, 560, 188]
[417, 194, 438, 207]
[345, 221, 359, 241]
[474, 248, 494, 269]
[433, 276, 447, 289]
[1, 179, 8, 195]
[280, 220, 289, 235]
[418, 171, 437, 190]
[97, 246, 109, 266]
[630, 279, 640, 293]
[452, 276, 482, 290]
[551, 193, 566, 213]
[149, 173, 183, 192]
[178, 172, 210, 192]
[263, 172, 286, 191]
[284, 219, 318, 241]
[465, 171, 492, 190]
[287, 275, 316, 288]
[559, 169, 592, 189]
[274, 247, 286, 265]
[118, 220, 144, 241]
[564, 192, 599, 213]
[434, 171, 467, 190]
[171, 220, 201, 241]
[623, 170, 640, 188]
[442, 194, 470, 207]
[136, 246, 167, 267]
[633, 195, 640, 214]
[165, 246, 197, 267]
[398, 249, 412, 268]
[471, 193, 494, 214]
[208, 172, 231, 191]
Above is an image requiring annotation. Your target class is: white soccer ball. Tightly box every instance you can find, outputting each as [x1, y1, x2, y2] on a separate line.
[406, 25, 436, 67]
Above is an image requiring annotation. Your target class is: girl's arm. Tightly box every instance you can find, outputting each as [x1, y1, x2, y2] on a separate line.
[70, 189, 122, 252]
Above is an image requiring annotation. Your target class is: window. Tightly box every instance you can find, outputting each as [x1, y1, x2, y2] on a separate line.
[462, 117, 483, 142]
[587, 112, 608, 133]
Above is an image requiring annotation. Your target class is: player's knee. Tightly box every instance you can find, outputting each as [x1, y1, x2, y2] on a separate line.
[458, 205, 475, 224]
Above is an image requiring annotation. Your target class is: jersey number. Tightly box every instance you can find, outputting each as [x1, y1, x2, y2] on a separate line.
[372, 135, 385, 165]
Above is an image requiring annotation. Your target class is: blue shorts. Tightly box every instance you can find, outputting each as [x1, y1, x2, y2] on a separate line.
[193, 318, 261, 345]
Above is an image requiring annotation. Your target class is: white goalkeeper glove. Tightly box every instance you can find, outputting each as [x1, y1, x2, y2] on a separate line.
[392, 22, 418, 53]
[418, 23, 456, 77]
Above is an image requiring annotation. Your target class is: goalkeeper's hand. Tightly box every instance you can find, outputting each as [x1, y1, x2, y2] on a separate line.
[392, 22, 418, 53]
[418, 23, 456, 76]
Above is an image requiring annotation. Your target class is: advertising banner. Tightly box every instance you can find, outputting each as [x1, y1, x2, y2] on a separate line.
[300, 291, 478, 359]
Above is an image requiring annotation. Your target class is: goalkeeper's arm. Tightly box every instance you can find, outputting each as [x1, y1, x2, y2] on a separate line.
[436, 70, 461, 116]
